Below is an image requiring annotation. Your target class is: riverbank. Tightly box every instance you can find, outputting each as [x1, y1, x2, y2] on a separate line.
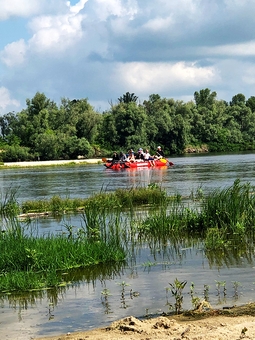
[3, 158, 102, 167]
[36, 304, 255, 340]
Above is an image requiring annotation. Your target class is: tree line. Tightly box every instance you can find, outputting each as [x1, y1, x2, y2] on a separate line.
[0, 89, 255, 162]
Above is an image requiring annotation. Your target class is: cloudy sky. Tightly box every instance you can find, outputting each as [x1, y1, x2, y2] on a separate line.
[1, 0, 255, 114]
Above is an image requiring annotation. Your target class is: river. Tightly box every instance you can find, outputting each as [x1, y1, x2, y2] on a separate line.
[1, 152, 255, 340]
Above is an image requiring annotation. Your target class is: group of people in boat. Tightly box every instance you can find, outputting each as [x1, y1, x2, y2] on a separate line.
[111, 146, 165, 166]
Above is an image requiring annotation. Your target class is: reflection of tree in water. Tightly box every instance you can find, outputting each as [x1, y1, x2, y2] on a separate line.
[205, 234, 255, 268]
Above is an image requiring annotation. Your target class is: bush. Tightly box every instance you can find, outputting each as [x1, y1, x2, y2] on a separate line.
[2, 145, 33, 162]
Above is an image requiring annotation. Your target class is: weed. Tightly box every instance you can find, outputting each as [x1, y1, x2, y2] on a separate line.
[168, 278, 187, 314]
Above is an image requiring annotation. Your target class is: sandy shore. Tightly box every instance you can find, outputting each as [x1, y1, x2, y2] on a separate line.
[3, 158, 102, 167]
[35, 311, 255, 340]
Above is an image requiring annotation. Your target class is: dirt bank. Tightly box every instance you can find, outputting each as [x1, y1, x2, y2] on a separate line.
[36, 304, 255, 340]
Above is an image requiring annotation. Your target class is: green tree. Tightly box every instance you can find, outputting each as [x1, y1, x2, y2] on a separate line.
[99, 113, 119, 150]
[15, 92, 58, 150]
[114, 102, 148, 149]
[230, 93, 246, 107]
[246, 96, 255, 112]
[194, 88, 217, 108]
[143, 94, 173, 152]
[118, 92, 138, 104]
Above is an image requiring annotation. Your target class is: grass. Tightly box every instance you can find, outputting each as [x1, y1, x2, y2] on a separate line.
[3, 180, 255, 293]
[0, 217, 125, 293]
[21, 185, 168, 214]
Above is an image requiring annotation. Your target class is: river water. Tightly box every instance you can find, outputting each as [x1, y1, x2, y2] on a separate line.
[1, 152, 255, 340]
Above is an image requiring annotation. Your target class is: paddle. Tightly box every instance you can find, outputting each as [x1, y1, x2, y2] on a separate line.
[102, 158, 107, 162]
[163, 158, 174, 166]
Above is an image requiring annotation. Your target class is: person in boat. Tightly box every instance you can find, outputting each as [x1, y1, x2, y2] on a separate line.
[128, 149, 135, 161]
[135, 148, 144, 160]
[111, 151, 120, 165]
[119, 151, 128, 162]
[155, 146, 165, 159]
[144, 149, 155, 166]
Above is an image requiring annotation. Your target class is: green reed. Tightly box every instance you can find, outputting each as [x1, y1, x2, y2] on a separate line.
[135, 180, 255, 249]
[0, 187, 20, 218]
[21, 185, 167, 214]
[21, 196, 88, 214]
[0, 217, 125, 293]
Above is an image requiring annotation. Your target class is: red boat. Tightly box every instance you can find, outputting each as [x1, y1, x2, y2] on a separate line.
[103, 158, 174, 170]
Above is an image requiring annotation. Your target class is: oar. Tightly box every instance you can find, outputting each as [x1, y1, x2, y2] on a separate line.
[167, 159, 174, 166]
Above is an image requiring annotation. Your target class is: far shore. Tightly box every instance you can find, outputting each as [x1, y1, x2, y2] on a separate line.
[3, 158, 103, 167]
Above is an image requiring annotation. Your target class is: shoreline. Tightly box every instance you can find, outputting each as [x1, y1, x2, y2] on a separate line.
[3, 158, 102, 167]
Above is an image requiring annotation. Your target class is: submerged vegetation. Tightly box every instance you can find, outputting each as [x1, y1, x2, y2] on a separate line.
[21, 185, 167, 213]
[2, 180, 255, 294]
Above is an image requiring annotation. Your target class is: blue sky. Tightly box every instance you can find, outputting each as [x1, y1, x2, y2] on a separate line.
[1, 0, 255, 114]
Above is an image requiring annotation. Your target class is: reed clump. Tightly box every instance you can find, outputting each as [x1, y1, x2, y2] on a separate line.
[136, 180, 255, 252]
[0, 218, 125, 293]
[21, 185, 167, 214]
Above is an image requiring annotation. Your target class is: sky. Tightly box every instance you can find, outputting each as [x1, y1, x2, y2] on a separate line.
[1, 0, 255, 114]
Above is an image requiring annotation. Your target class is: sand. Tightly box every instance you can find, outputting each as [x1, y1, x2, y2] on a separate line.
[3, 159, 102, 167]
[35, 307, 255, 340]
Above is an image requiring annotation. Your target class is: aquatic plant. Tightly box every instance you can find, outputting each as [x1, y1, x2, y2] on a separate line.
[232, 281, 241, 299]
[203, 284, 210, 301]
[167, 278, 187, 314]
[0, 217, 126, 293]
[21, 185, 167, 214]
[0, 188, 20, 218]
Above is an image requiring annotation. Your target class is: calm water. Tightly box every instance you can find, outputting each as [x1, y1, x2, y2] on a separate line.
[1, 152, 255, 340]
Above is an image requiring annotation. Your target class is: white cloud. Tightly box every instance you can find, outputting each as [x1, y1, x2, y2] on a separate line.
[0, 87, 20, 111]
[27, 1, 87, 53]
[113, 61, 218, 93]
[204, 41, 255, 57]
[0, 0, 42, 20]
[0, 39, 27, 67]
[93, 0, 138, 20]
[142, 16, 174, 32]
[67, 0, 88, 14]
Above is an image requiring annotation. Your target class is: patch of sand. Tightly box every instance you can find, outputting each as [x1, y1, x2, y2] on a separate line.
[35, 309, 255, 340]
[3, 159, 102, 167]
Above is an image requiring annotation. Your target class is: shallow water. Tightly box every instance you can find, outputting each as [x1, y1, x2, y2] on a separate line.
[1, 152, 255, 339]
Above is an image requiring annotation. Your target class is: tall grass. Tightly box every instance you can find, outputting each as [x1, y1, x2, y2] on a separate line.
[0, 187, 20, 218]
[21, 185, 168, 214]
[135, 180, 255, 254]
[0, 217, 126, 293]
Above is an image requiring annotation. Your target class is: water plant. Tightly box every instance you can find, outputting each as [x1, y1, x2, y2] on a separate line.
[101, 288, 112, 314]
[232, 281, 241, 299]
[0, 188, 20, 218]
[168, 278, 187, 314]
[0, 217, 126, 293]
[203, 284, 210, 301]
[117, 281, 130, 309]
[21, 185, 168, 214]
[215, 280, 227, 297]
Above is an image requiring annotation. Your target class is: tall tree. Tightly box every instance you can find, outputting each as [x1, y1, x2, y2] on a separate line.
[194, 88, 217, 108]
[230, 93, 246, 106]
[118, 92, 138, 104]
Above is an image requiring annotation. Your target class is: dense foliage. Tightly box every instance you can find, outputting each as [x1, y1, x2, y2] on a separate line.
[1, 89, 255, 161]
